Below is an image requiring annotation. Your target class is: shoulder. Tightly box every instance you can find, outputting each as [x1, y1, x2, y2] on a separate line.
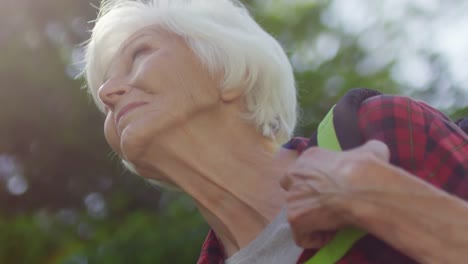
[356, 94, 463, 148]
[356, 94, 468, 196]
[358, 94, 451, 127]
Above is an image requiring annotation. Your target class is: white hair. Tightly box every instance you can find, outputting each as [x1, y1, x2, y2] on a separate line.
[85, 0, 297, 143]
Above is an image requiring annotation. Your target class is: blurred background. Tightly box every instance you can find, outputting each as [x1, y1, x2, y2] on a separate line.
[0, 0, 467, 263]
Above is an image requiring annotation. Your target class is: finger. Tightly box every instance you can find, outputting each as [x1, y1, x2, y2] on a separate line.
[294, 231, 335, 249]
[280, 174, 292, 190]
[294, 231, 323, 249]
[298, 146, 344, 175]
[282, 168, 324, 192]
[300, 146, 336, 163]
[360, 140, 390, 162]
[288, 197, 343, 235]
[285, 186, 320, 205]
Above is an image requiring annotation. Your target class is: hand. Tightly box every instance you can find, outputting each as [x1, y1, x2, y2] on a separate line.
[280, 140, 390, 249]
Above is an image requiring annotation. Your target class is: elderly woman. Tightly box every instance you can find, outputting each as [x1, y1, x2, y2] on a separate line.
[83, 0, 468, 263]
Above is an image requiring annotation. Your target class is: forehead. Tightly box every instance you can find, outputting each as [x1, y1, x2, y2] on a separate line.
[111, 27, 171, 62]
[118, 26, 175, 53]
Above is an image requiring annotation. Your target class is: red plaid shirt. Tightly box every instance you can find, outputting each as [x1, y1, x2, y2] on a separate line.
[197, 95, 468, 264]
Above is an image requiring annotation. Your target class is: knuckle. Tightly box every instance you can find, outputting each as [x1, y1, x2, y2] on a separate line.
[288, 160, 319, 179]
[287, 210, 303, 227]
[296, 238, 307, 248]
[280, 174, 291, 189]
[285, 168, 298, 178]
[302, 146, 323, 158]
[291, 232, 304, 246]
[338, 152, 384, 185]
[354, 152, 379, 169]
[341, 152, 375, 171]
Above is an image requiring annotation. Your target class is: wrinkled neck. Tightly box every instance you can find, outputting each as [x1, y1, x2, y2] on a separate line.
[135, 117, 298, 257]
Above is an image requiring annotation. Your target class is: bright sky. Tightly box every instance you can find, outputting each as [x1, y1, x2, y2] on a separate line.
[327, 0, 468, 93]
[257, 0, 468, 107]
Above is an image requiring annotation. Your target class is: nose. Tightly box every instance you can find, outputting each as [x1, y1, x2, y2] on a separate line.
[98, 79, 130, 111]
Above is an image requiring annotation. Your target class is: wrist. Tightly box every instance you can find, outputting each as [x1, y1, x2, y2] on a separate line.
[344, 192, 380, 230]
[335, 155, 384, 229]
[330, 190, 368, 229]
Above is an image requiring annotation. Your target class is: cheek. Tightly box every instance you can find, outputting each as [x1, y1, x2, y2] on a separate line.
[140, 49, 220, 107]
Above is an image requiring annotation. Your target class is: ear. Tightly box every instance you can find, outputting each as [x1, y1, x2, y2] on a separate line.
[221, 87, 244, 102]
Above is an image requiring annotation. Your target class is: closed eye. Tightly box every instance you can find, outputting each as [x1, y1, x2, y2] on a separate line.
[132, 45, 152, 62]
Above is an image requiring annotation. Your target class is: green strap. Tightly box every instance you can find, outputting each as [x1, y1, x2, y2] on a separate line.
[316, 106, 341, 152]
[305, 106, 367, 264]
[304, 228, 366, 264]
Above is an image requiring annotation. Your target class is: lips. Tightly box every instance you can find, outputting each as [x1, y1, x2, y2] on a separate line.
[116, 102, 148, 125]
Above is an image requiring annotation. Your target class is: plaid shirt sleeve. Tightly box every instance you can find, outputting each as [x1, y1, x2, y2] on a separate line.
[357, 95, 468, 197]
[334, 95, 468, 264]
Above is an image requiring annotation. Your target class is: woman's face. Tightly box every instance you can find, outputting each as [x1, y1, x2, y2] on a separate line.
[98, 27, 221, 162]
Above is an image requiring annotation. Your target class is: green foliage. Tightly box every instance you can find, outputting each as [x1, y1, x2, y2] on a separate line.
[0, 215, 53, 264]
[0, 195, 208, 264]
[451, 106, 468, 122]
[75, 196, 208, 264]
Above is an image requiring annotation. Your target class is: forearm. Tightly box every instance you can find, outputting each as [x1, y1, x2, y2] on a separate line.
[348, 166, 468, 264]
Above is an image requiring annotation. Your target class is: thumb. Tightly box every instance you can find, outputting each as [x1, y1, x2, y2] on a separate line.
[359, 140, 390, 162]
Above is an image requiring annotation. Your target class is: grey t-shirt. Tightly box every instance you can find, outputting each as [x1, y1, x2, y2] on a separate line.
[225, 208, 303, 264]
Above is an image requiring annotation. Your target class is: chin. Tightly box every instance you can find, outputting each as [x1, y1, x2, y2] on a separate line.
[119, 121, 157, 165]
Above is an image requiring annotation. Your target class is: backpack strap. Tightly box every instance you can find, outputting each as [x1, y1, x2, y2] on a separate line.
[304, 89, 381, 264]
[308, 88, 382, 149]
